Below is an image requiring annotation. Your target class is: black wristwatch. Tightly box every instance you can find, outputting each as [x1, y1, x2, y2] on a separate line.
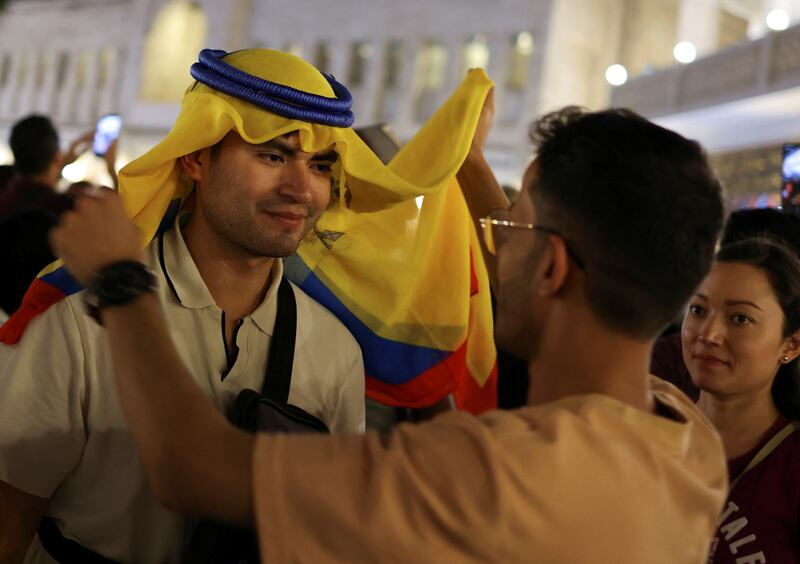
[85, 260, 157, 315]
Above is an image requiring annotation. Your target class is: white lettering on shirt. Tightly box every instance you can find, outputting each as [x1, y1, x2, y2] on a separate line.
[715, 501, 764, 563]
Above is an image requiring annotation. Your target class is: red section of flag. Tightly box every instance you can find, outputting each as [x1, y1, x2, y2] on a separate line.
[454, 363, 498, 415]
[0, 279, 65, 344]
[366, 340, 467, 408]
[366, 337, 498, 414]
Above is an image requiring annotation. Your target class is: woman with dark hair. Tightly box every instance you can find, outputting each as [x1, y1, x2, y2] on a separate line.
[683, 238, 800, 563]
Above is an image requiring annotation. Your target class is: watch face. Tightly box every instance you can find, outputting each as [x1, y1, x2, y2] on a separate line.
[92, 261, 156, 307]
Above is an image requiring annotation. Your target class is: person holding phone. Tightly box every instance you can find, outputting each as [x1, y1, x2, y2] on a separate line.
[0, 115, 98, 316]
[0, 115, 91, 221]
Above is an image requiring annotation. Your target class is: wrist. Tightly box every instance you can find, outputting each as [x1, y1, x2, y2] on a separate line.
[459, 147, 489, 176]
[84, 260, 157, 321]
[465, 145, 487, 163]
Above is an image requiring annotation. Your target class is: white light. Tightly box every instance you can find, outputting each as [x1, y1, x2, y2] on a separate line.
[465, 38, 490, 69]
[62, 159, 89, 183]
[515, 32, 534, 55]
[0, 144, 12, 164]
[605, 64, 628, 86]
[415, 196, 424, 209]
[673, 41, 697, 64]
[766, 9, 790, 31]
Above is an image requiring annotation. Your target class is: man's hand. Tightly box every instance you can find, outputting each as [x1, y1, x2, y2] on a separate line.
[62, 130, 95, 167]
[469, 86, 495, 156]
[50, 189, 144, 285]
[456, 85, 505, 291]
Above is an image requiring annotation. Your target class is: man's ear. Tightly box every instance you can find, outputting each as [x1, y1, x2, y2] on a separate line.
[537, 235, 570, 297]
[179, 150, 205, 182]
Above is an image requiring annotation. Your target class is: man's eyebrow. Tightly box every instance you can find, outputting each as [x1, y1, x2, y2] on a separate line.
[311, 150, 338, 162]
[257, 138, 297, 156]
[256, 140, 338, 162]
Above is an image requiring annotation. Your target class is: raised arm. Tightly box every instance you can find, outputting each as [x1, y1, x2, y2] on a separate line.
[456, 88, 509, 290]
[50, 191, 254, 525]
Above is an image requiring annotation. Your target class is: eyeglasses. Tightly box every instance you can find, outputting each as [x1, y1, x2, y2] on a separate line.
[479, 211, 586, 270]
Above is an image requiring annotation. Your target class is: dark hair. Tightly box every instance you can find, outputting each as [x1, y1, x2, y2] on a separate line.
[722, 208, 800, 250]
[716, 238, 800, 420]
[527, 107, 724, 340]
[9, 115, 60, 176]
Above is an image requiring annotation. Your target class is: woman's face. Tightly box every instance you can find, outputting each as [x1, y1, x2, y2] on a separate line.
[682, 261, 795, 398]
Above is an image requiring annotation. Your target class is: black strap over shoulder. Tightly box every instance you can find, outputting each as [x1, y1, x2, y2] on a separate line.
[185, 275, 326, 564]
[39, 276, 309, 564]
[260, 277, 296, 403]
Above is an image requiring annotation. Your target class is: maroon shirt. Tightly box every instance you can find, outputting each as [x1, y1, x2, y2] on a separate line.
[709, 415, 800, 563]
[0, 176, 72, 222]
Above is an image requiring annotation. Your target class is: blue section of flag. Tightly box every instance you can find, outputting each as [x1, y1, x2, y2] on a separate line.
[40, 267, 83, 296]
[299, 270, 449, 384]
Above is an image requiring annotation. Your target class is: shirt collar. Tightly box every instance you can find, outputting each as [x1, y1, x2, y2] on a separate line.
[157, 220, 282, 336]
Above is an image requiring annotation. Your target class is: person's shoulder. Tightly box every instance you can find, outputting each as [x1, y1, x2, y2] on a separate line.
[650, 375, 699, 411]
[650, 376, 719, 438]
[290, 282, 360, 351]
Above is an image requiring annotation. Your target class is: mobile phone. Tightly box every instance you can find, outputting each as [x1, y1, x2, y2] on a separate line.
[781, 144, 800, 215]
[92, 114, 122, 157]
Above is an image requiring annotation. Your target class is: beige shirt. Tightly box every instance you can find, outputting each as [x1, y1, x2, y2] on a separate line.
[253, 377, 727, 563]
[0, 221, 365, 563]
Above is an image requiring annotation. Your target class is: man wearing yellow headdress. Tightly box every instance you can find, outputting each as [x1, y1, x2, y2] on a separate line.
[0, 49, 495, 562]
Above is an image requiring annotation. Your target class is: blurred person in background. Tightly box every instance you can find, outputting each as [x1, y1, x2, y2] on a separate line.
[0, 115, 93, 221]
[683, 238, 800, 563]
[0, 119, 118, 319]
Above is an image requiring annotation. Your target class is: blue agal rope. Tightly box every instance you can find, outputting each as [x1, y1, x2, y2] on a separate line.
[190, 49, 355, 127]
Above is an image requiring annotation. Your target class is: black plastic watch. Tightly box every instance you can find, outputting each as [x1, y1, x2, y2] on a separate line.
[86, 260, 157, 311]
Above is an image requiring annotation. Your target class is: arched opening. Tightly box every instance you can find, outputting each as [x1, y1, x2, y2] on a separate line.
[139, 0, 208, 102]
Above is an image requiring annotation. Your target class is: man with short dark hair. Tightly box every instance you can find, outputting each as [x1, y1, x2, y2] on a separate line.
[0, 116, 92, 317]
[0, 115, 72, 221]
[49, 94, 730, 561]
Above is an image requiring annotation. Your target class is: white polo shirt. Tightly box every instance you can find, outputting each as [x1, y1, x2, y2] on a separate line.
[0, 220, 365, 563]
